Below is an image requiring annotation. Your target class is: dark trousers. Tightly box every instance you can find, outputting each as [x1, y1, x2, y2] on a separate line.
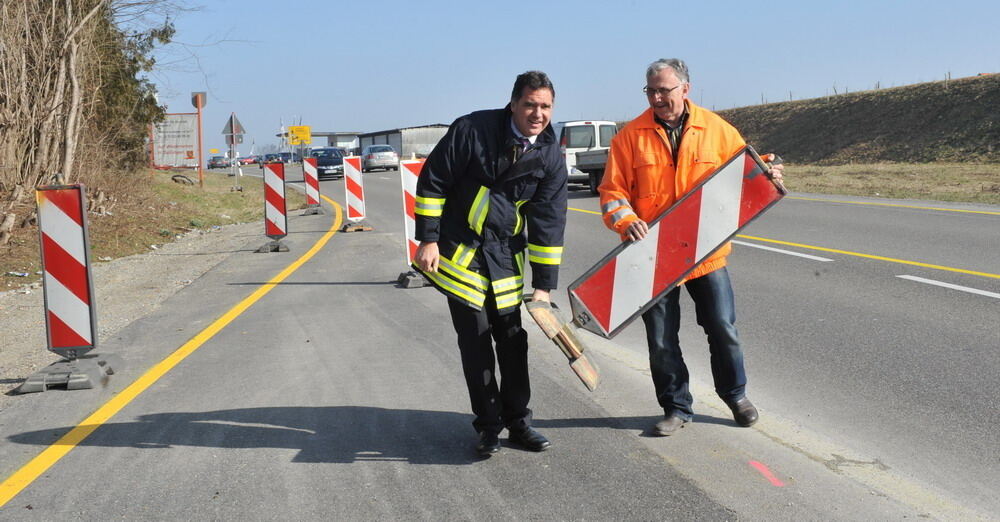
[640, 267, 747, 420]
[447, 294, 531, 435]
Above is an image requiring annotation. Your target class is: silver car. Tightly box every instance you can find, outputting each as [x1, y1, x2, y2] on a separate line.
[361, 145, 398, 172]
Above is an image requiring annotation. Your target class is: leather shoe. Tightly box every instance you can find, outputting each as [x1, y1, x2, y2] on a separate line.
[507, 427, 551, 452]
[652, 414, 689, 436]
[726, 396, 759, 427]
[476, 431, 500, 456]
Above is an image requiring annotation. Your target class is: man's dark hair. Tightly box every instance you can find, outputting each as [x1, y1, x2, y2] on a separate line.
[511, 71, 555, 101]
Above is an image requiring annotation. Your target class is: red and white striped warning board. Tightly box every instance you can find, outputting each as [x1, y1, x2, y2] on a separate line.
[343, 156, 366, 222]
[399, 159, 425, 265]
[36, 185, 97, 359]
[263, 162, 287, 239]
[568, 146, 785, 338]
[303, 157, 320, 206]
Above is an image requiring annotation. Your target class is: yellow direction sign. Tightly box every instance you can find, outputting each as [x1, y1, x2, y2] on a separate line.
[209, 148, 219, 154]
[288, 125, 312, 145]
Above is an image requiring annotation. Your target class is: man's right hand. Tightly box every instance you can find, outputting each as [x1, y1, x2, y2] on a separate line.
[625, 219, 649, 241]
[415, 241, 440, 273]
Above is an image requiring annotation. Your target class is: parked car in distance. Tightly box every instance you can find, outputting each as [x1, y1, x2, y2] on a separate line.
[238, 156, 257, 165]
[310, 147, 345, 179]
[278, 152, 302, 164]
[263, 153, 282, 164]
[207, 156, 228, 169]
[361, 145, 398, 172]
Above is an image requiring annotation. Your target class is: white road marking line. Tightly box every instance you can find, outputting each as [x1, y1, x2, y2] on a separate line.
[896, 275, 1000, 299]
[732, 240, 834, 262]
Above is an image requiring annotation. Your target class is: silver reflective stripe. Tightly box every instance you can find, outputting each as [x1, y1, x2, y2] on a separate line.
[610, 207, 636, 225]
[601, 198, 630, 214]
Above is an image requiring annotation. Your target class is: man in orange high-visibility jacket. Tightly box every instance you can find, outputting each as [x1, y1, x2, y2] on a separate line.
[599, 58, 785, 437]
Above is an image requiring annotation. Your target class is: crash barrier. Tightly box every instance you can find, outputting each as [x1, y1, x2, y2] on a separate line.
[397, 160, 427, 287]
[21, 185, 120, 392]
[568, 146, 785, 338]
[341, 156, 372, 232]
[258, 162, 289, 252]
[302, 157, 323, 215]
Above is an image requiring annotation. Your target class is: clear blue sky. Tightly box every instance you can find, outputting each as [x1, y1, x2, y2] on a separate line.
[151, 0, 1000, 155]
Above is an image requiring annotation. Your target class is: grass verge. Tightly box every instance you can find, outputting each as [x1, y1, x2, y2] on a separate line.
[1, 168, 306, 290]
[784, 163, 1000, 204]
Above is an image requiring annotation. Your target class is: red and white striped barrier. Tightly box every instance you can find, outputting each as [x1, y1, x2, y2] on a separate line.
[568, 147, 785, 338]
[264, 162, 287, 239]
[343, 156, 366, 223]
[303, 157, 320, 207]
[36, 185, 97, 359]
[399, 159, 425, 265]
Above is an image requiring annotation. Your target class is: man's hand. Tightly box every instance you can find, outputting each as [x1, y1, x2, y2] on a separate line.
[625, 219, 649, 241]
[414, 241, 440, 273]
[769, 162, 785, 184]
[531, 289, 551, 302]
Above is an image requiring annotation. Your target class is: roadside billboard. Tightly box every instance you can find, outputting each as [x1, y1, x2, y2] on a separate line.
[151, 113, 199, 168]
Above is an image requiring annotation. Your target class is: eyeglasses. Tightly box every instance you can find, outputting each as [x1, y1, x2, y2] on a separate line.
[642, 85, 682, 97]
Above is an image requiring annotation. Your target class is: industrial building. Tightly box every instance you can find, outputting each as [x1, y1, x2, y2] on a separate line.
[358, 124, 449, 158]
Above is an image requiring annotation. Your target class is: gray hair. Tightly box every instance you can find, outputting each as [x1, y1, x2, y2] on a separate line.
[646, 58, 689, 84]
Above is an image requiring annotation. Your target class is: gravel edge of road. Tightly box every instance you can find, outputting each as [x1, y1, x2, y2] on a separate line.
[0, 222, 260, 409]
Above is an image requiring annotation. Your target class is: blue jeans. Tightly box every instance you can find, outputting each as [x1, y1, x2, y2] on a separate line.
[640, 267, 747, 420]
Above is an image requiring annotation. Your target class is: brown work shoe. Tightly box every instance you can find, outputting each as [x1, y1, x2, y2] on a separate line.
[652, 414, 689, 436]
[725, 396, 759, 427]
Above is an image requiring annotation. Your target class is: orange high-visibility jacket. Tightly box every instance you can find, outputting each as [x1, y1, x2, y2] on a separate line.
[598, 101, 746, 281]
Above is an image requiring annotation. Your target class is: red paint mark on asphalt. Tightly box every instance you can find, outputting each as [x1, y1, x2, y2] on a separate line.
[749, 460, 785, 487]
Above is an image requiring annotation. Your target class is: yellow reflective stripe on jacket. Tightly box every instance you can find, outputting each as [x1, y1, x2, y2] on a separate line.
[415, 196, 445, 217]
[495, 289, 523, 310]
[453, 243, 476, 268]
[423, 270, 486, 308]
[439, 256, 489, 290]
[513, 200, 529, 235]
[491, 275, 523, 295]
[516, 251, 524, 275]
[527, 244, 563, 265]
[468, 186, 490, 234]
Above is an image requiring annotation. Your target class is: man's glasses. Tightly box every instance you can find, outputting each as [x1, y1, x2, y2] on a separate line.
[642, 85, 682, 97]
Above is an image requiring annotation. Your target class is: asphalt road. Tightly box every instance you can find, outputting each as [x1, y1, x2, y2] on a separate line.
[0, 164, 996, 519]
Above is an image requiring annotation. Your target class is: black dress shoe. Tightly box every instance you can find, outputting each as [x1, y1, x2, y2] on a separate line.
[507, 427, 551, 452]
[476, 431, 501, 456]
[652, 414, 689, 436]
[725, 396, 759, 427]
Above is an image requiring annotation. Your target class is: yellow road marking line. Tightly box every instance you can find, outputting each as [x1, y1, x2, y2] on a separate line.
[0, 196, 344, 507]
[737, 235, 1000, 279]
[567, 206, 999, 280]
[786, 196, 1000, 216]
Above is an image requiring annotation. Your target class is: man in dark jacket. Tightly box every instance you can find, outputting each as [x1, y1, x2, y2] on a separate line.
[413, 71, 568, 456]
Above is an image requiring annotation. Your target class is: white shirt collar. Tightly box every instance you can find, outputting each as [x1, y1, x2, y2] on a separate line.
[510, 119, 538, 145]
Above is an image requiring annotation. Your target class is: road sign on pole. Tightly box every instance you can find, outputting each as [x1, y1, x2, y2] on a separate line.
[288, 125, 311, 145]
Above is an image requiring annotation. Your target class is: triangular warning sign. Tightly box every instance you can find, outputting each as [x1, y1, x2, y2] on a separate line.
[222, 113, 245, 135]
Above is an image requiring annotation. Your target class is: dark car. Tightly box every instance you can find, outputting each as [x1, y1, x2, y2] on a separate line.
[262, 153, 282, 165]
[207, 156, 228, 169]
[310, 147, 344, 179]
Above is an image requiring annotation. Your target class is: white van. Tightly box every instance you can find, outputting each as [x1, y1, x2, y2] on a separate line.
[552, 120, 618, 185]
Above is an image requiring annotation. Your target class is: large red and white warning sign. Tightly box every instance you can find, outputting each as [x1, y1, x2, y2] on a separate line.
[36, 185, 97, 359]
[568, 147, 785, 338]
[263, 162, 287, 239]
[399, 159, 425, 265]
[343, 156, 366, 222]
[151, 113, 199, 169]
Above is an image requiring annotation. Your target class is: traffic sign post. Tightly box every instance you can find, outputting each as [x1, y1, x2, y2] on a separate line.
[191, 92, 207, 188]
[222, 113, 246, 191]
